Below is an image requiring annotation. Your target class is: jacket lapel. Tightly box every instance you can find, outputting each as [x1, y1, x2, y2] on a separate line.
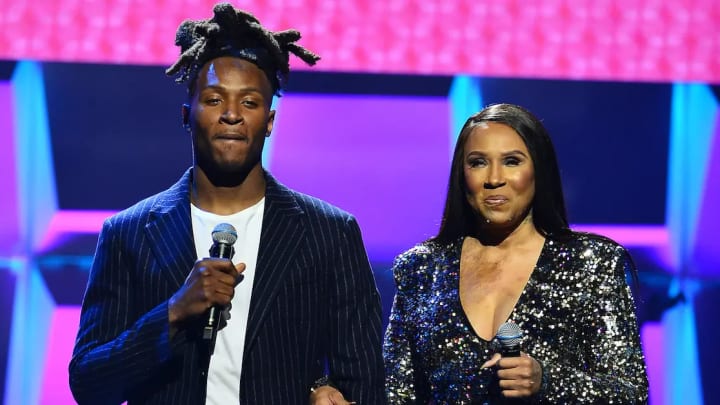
[145, 168, 197, 290]
[244, 172, 305, 351]
[141, 169, 305, 348]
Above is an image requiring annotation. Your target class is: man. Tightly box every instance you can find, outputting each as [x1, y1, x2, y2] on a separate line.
[69, 4, 385, 404]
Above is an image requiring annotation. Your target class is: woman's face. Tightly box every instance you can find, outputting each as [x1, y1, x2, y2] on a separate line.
[463, 122, 535, 229]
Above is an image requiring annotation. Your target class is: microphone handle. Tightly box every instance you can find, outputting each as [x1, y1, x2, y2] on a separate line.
[203, 306, 222, 343]
[203, 241, 234, 354]
[501, 344, 521, 357]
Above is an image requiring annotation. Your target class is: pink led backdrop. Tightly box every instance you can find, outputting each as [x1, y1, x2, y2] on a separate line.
[1, 0, 718, 82]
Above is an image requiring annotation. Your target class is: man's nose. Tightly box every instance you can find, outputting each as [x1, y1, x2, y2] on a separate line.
[221, 104, 242, 124]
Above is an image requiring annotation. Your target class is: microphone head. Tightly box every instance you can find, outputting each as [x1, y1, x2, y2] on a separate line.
[496, 321, 523, 350]
[211, 223, 238, 245]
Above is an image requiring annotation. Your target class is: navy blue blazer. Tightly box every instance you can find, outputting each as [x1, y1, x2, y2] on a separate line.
[69, 169, 386, 404]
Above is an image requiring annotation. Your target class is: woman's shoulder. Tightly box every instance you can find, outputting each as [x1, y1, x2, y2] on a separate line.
[557, 231, 627, 255]
[391, 238, 460, 289]
[394, 238, 459, 265]
[551, 231, 632, 276]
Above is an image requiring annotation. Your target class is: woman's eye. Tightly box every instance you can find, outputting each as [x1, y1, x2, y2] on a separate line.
[468, 159, 487, 168]
[504, 157, 521, 166]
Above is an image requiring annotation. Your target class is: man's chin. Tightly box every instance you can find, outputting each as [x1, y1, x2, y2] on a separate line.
[201, 162, 257, 187]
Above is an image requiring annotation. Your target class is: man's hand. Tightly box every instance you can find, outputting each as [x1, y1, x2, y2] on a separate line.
[309, 385, 356, 405]
[168, 258, 245, 332]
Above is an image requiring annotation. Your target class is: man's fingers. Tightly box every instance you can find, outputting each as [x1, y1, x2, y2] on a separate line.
[213, 284, 235, 300]
[235, 262, 246, 273]
[329, 389, 355, 405]
[203, 261, 239, 286]
[309, 386, 352, 405]
[213, 259, 239, 277]
[234, 263, 246, 285]
[197, 274, 236, 305]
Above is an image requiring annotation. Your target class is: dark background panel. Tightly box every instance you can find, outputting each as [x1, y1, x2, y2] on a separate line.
[695, 284, 720, 405]
[481, 78, 670, 224]
[44, 62, 669, 224]
[0, 60, 16, 80]
[286, 71, 454, 96]
[0, 268, 17, 403]
[43, 64, 455, 211]
[372, 262, 396, 330]
[693, 282, 720, 404]
[38, 259, 93, 306]
[43, 62, 192, 210]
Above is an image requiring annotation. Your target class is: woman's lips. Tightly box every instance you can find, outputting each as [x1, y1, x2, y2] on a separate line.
[484, 196, 508, 205]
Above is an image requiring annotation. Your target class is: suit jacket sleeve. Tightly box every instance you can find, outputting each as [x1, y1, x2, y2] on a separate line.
[68, 219, 186, 404]
[327, 215, 386, 404]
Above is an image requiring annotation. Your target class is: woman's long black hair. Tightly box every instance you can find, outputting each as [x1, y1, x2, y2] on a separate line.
[433, 103, 572, 244]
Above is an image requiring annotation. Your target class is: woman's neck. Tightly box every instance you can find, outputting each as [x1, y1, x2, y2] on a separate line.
[472, 214, 542, 249]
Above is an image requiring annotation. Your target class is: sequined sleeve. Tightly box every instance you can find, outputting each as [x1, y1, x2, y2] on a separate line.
[383, 249, 431, 404]
[539, 244, 649, 403]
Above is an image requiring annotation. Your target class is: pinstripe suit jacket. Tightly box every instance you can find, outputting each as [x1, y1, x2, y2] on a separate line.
[69, 169, 386, 404]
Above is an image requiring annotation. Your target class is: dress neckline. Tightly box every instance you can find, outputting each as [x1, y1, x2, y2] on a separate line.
[454, 236, 549, 343]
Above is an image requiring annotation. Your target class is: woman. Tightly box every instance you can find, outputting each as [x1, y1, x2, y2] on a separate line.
[383, 103, 648, 403]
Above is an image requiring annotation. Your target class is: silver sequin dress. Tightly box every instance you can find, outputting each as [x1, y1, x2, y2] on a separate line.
[383, 233, 648, 404]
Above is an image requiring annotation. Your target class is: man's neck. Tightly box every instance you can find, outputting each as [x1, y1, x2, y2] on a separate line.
[191, 164, 266, 215]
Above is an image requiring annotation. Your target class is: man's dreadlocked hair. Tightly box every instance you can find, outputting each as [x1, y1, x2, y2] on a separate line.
[165, 3, 320, 96]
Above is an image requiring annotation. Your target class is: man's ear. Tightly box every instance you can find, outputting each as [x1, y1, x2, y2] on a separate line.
[182, 103, 191, 129]
[266, 110, 275, 137]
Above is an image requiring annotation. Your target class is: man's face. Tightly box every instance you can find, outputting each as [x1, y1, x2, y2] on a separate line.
[185, 56, 275, 180]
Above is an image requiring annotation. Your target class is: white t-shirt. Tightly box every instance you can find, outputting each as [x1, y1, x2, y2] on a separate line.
[191, 198, 265, 405]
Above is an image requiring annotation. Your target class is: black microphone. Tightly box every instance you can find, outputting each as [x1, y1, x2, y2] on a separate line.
[203, 223, 237, 354]
[496, 321, 523, 357]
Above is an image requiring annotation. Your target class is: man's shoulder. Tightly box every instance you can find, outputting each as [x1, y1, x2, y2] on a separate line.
[106, 188, 172, 226]
[289, 189, 351, 218]
[106, 170, 190, 227]
[265, 172, 352, 221]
